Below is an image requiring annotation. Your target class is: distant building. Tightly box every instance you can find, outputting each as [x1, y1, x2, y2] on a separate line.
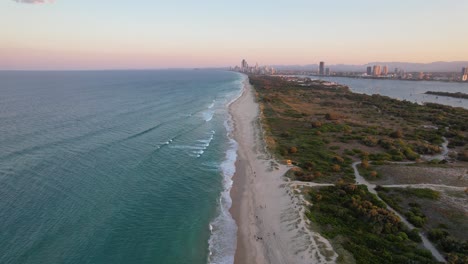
[394, 68, 399, 74]
[382, 65, 388, 76]
[366, 66, 372, 76]
[319, 61, 325, 75]
[232, 59, 281, 76]
[241, 59, 248, 72]
[325, 68, 330, 75]
[462, 67, 468, 81]
[372, 65, 381, 76]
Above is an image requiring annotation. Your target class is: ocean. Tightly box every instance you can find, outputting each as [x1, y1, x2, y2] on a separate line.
[0, 70, 243, 264]
[319, 76, 468, 109]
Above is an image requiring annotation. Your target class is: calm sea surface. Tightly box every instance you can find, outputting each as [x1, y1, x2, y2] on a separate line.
[319, 76, 468, 109]
[0, 70, 242, 264]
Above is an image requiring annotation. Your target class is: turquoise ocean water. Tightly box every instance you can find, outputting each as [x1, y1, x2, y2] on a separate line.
[0, 70, 243, 264]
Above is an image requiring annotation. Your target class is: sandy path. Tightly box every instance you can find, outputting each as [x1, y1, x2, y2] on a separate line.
[352, 161, 446, 262]
[229, 77, 337, 264]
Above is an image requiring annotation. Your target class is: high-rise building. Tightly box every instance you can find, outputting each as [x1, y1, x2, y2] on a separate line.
[325, 68, 330, 75]
[366, 66, 372, 76]
[462, 67, 468, 81]
[372, 65, 381, 76]
[382, 66, 388, 76]
[319, 61, 325, 75]
[241, 59, 248, 72]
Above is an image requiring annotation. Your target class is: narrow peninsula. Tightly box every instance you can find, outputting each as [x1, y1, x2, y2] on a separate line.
[231, 74, 468, 264]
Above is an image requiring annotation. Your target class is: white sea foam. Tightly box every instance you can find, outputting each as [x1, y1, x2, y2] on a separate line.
[202, 110, 214, 122]
[201, 161, 221, 171]
[197, 134, 214, 147]
[193, 150, 204, 155]
[171, 145, 204, 150]
[171, 132, 215, 158]
[207, 137, 238, 264]
[208, 100, 215, 109]
[156, 138, 174, 149]
[208, 75, 244, 264]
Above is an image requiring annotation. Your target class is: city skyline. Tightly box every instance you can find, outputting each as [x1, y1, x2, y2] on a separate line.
[233, 59, 468, 81]
[1, 0, 468, 70]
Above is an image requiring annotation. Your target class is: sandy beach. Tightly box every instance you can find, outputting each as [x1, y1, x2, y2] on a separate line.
[229, 76, 337, 264]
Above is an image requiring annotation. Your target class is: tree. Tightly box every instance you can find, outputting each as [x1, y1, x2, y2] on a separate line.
[289, 146, 298, 154]
[333, 155, 345, 164]
[325, 112, 340, 120]
[361, 159, 370, 169]
[332, 164, 341, 172]
[304, 161, 315, 171]
[311, 121, 322, 128]
[391, 129, 404, 138]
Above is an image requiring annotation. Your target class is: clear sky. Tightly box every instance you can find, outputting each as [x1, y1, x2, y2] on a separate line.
[1, 0, 467, 70]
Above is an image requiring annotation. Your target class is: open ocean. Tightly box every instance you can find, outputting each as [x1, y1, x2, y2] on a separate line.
[0, 70, 243, 264]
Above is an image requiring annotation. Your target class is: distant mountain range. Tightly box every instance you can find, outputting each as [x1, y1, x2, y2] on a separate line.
[272, 61, 468, 72]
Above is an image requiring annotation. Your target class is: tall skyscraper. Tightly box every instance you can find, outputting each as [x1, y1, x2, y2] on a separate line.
[372, 65, 381, 76]
[462, 67, 468, 81]
[382, 65, 388, 76]
[367, 66, 372, 76]
[319, 61, 325, 75]
[241, 59, 248, 72]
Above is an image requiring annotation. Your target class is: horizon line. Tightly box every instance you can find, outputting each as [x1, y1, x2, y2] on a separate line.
[2, 60, 468, 72]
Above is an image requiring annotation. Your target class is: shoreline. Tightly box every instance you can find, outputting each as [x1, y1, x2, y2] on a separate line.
[229, 75, 337, 264]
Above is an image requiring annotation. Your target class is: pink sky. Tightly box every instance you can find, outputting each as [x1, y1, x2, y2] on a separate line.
[1, 0, 467, 70]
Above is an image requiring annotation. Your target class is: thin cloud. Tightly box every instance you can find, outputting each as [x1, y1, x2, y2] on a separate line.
[13, 0, 55, 4]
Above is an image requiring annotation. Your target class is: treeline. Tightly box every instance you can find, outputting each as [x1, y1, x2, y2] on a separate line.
[425, 91, 468, 99]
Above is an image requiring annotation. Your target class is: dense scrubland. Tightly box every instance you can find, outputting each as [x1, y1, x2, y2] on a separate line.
[251, 75, 468, 263]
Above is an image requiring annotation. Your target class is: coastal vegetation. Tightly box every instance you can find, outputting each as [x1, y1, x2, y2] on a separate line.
[251, 76, 467, 183]
[425, 91, 468, 100]
[376, 186, 468, 263]
[307, 183, 436, 263]
[251, 75, 468, 263]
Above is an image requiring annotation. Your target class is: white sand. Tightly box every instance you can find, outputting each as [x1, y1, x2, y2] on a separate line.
[229, 77, 338, 264]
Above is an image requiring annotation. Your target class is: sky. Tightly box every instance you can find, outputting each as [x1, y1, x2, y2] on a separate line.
[1, 0, 467, 70]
